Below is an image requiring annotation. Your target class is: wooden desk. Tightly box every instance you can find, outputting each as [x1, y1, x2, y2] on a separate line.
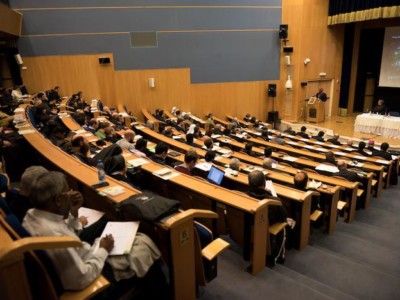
[133, 125, 322, 251]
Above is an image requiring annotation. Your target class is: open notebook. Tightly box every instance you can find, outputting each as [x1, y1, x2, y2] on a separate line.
[96, 221, 140, 256]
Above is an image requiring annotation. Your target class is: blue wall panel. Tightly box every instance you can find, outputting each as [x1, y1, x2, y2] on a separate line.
[13, 0, 282, 84]
[11, 0, 282, 9]
[20, 8, 280, 35]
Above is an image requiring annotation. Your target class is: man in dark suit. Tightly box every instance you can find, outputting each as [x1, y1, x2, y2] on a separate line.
[372, 142, 397, 185]
[312, 131, 325, 142]
[357, 141, 371, 157]
[296, 126, 309, 139]
[284, 126, 296, 135]
[315, 88, 328, 102]
[334, 160, 362, 183]
[372, 99, 387, 115]
[372, 142, 392, 160]
[327, 134, 341, 145]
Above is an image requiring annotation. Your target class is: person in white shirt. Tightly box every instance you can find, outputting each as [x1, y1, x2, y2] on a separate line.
[23, 171, 168, 298]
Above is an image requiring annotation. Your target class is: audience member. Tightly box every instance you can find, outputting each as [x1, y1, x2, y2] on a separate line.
[297, 126, 309, 139]
[312, 131, 325, 142]
[151, 142, 169, 165]
[84, 119, 99, 134]
[6, 166, 48, 222]
[357, 141, 371, 157]
[229, 158, 241, 171]
[130, 138, 148, 157]
[70, 136, 92, 166]
[116, 129, 136, 151]
[95, 122, 109, 139]
[186, 133, 194, 146]
[204, 150, 216, 163]
[327, 134, 341, 145]
[335, 160, 361, 182]
[271, 132, 285, 145]
[372, 142, 392, 160]
[174, 149, 198, 176]
[283, 126, 296, 135]
[23, 171, 167, 298]
[325, 151, 337, 166]
[367, 139, 376, 152]
[294, 171, 308, 190]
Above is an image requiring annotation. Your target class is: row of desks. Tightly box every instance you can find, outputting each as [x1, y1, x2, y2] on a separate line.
[16, 106, 219, 300]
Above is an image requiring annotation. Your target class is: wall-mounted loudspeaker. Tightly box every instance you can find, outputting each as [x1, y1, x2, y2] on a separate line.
[268, 84, 277, 97]
[14, 54, 23, 65]
[99, 57, 111, 64]
[279, 24, 288, 39]
[283, 46, 293, 53]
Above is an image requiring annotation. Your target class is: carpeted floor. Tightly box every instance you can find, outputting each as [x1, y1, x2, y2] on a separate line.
[199, 185, 400, 300]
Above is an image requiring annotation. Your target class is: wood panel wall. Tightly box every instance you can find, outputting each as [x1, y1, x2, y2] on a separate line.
[0, 3, 22, 37]
[20, 0, 345, 123]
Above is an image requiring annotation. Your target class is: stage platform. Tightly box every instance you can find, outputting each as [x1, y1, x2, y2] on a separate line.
[282, 113, 400, 150]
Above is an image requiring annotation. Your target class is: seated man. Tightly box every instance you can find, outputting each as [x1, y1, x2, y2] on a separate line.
[271, 132, 285, 145]
[204, 138, 214, 150]
[174, 149, 199, 176]
[325, 151, 337, 166]
[312, 131, 325, 142]
[246, 170, 294, 227]
[327, 134, 341, 145]
[116, 129, 136, 151]
[150, 142, 169, 165]
[372, 142, 397, 185]
[294, 171, 321, 212]
[204, 150, 216, 163]
[283, 126, 296, 136]
[262, 158, 275, 170]
[372, 99, 387, 115]
[357, 141, 371, 157]
[6, 166, 48, 222]
[334, 160, 361, 183]
[229, 158, 241, 171]
[23, 171, 167, 298]
[130, 138, 148, 157]
[246, 171, 295, 265]
[372, 142, 392, 160]
[296, 126, 309, 139]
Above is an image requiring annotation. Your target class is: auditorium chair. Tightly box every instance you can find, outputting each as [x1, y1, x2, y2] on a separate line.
[0, 213, 110, 300]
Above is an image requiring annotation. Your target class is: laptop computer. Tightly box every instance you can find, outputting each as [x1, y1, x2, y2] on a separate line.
[207, 166, 224, 186]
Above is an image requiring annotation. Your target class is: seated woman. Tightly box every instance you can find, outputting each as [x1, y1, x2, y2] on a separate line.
[103, 154, 138, 188]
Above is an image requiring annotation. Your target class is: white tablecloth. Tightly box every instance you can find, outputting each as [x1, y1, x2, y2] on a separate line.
[354, 113, 400, 139]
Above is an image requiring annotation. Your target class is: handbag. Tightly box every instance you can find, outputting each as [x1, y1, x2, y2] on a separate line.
[119, 191, 180, 221]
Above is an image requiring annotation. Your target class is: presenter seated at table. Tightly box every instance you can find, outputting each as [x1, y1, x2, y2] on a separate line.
[372, 99, 387, 115]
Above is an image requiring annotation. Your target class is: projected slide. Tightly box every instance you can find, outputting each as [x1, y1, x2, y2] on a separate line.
[379, 27, 400, 88]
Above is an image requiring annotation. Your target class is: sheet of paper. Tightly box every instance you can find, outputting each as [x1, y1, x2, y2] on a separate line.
[353, 155, 367, 160]
[314, 141, 324, 145]
[217, 148, 232, 155]
[334, 152, 346, 156]
[128, 157, 149, 167]
[101, 186, 125, 196]
[153, 168, 181, 180]
[78, 207, 105, 227]
[315, 164, 339, 173]
[283, 156, 297, 162]
[19, 129, 35, 135]
[316, 148, 328, 152]
[195, 162, 212, 171]
[376, 159, 390, 164]
[265, 180, 277, 197]
[99, 221, 140, 256]
[304, 145, 315, 149]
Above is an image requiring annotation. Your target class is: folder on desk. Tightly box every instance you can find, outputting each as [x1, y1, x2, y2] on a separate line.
[98, 221, 140, 256]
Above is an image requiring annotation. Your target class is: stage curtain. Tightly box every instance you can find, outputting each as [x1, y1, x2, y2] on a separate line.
[328, 0, 400, 25]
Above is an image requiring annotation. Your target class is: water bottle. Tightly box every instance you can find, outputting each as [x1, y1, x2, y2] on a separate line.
[97, 159, 106, 182]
